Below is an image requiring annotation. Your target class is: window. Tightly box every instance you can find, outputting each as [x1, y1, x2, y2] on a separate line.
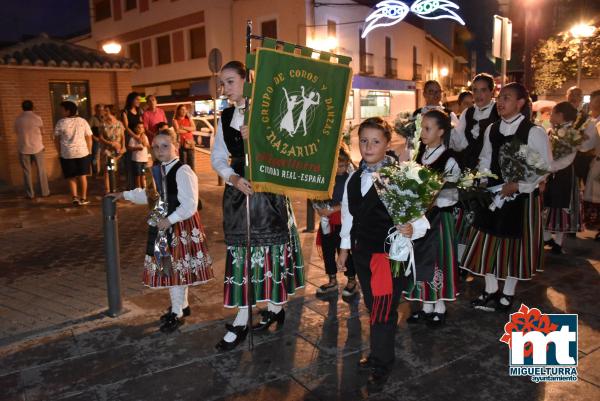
[125, 0, 137, 11]
[327, 20, 336, 37]
[94, 0, 111, 21]
[49, 81, 91, 125]
[156, 35, 171, 65]
[128, 42, 142, 66]
[345, 94, 354, 120]
[360, 91, 390, 118]
[189, 26, 206, 59]
[261, 19, 277, 38]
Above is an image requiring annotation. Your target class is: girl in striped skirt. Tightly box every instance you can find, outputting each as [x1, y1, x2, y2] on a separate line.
[404, 110, 460, 326]
[110, 130, 213, 333]
[461, 83, 551, 312]
[543, 102, 584, 254]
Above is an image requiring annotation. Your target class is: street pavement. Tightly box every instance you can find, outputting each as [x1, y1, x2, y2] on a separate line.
[0, 152, 599, 401]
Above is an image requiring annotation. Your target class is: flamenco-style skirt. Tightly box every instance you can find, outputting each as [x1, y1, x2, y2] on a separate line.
[143, 211, 213, 288]
[222, 185, 304, 307]
[461, 191, 544, 281]
[403, 209, 458, 302]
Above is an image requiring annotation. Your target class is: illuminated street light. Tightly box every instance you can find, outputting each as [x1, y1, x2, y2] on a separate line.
[307, 36, 338, 52]
[440, 67, 449, 77]
[569, 23, 596, 87]
[102, 41, 122, 54]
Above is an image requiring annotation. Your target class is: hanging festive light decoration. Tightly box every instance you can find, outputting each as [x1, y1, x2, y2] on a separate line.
[362, 0, 465, 38]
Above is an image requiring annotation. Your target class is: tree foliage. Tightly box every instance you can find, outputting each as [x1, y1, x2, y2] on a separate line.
[532, 29, 600, 93]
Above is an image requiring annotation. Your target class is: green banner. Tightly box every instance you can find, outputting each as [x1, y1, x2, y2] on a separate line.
[246, 47, 352, 199]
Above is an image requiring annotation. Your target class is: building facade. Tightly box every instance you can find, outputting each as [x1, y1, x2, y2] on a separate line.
[83, 0, 468, 124]
[0, 35, 134, 186]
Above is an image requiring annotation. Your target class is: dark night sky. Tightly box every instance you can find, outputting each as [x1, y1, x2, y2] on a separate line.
[0, 0, 89, 44]
[0, 0, 498, 71]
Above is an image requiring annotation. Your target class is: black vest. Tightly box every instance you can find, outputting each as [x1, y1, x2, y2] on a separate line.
[458, 104, 500, 170]
[416, 145, 453, 175]
[347, 169, 395, 253]
[164, 162, 182, 215]
[221, 106, 245, 177]
[487, 118, 535, 187]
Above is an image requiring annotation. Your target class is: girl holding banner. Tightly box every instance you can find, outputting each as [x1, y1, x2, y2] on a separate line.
[211, 61, 304, 351]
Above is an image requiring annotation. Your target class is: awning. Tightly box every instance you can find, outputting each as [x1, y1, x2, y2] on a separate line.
[352, 75, 416, 91]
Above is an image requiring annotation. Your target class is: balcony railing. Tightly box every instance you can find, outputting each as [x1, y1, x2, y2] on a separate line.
[360, 52, 374, 75]
[413, 63, 422, 81]
[385, 57, 397, 78]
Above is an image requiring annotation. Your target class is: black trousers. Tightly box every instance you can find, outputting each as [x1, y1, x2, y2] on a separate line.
[353, 248, 403, 372]
[320, 224, 355, 277]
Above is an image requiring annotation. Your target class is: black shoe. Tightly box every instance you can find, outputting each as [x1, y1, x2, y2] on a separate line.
[358, 356, 372, 371]
[253, 309, 285, 331]
[160, 306, 191, 322]
[495, 294, 514, 312]
[544, 238, 556, 248]
[551, 243, 563, 255]
[427, 312, 446, 327]
[215, 325, 249, 351]
[367, 368, 390, 390]
[159, 313, 184, 333]
[316, 280, 338, 295]
[471, 291, 498, 312]
[406, 310, 432, 323]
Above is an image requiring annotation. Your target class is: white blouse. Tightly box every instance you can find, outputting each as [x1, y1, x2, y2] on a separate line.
[451, 100, 496, 151]
[210, 105, 245, 183]
[123, 158, 198, 225]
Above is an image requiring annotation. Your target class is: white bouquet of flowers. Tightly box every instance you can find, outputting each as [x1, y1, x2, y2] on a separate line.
[549, 125, 587, 161]
[372, 161, 442, 276]
[394, 113, 423, 161]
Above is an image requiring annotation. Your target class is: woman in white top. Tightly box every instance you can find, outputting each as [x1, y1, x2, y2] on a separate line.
[53, 101, 92, 205]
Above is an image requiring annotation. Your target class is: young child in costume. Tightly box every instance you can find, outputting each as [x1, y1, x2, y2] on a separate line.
[461, 83, 551, 312]
[315, 146, 357, 297]
[404, 109, 460, 326]
[337, 117, 428, 387]
[109, 130, 213, 333]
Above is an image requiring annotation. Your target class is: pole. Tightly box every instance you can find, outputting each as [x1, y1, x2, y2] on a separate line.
[103, 196, 122, 317]
[245, 19, 254, 351]
[576, 44, 582, 87]
[214, 73, 224, 186]
[304, 199, 315, 232]
[501, 58, 507, 88]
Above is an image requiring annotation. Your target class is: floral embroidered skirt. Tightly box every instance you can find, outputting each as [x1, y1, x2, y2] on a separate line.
[403, 211, 458, 302]
[143, 212, 213, 288]
[461, 192, 544, 281]
[223, 223, 305, 308]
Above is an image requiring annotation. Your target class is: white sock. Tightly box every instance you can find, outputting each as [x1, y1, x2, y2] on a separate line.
[503, 277, 518, 297]
[169, 286, 186, 317]
[543, 231, 553, 242]
[182, 287, 189, 309]
[434, 300, 446, 314]
[224, 308, 249, 343]
[457, 244, 466, 260]
[555, 232, 564, 246]
[423, 303, 434, 313]
[484, 273, 499, 294]
[267, 302, 283, 314]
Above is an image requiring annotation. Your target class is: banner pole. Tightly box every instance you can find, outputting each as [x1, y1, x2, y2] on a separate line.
[245, 19, 254, 351]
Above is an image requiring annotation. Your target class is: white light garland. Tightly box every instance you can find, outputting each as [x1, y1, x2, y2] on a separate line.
[362, 0, 465, 38]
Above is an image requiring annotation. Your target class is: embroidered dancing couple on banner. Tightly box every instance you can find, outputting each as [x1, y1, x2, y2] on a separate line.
[279, 86, 321, 137]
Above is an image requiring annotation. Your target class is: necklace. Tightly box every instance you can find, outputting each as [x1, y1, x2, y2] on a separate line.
[423, 144, 442, 161]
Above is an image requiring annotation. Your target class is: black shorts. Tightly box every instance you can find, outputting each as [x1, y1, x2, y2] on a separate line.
[60, 156, 91, 178]
[133, 161, 147, 176]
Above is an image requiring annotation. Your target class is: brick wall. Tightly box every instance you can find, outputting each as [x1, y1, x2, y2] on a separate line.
[0, 67, 133, 186]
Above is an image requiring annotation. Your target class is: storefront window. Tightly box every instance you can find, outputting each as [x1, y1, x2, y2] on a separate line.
[360, 91, 390, 118]
[49, 81, 91, 125]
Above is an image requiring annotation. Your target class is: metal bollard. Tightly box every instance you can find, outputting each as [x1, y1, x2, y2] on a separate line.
[107, 157, 117, 193]
[103, 196, 123, 317]
[304, 199, 315, 233]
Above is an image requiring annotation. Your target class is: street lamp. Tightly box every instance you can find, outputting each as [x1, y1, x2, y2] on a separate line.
[569, 23, 596, 87]
[102, 41, 122, 54]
